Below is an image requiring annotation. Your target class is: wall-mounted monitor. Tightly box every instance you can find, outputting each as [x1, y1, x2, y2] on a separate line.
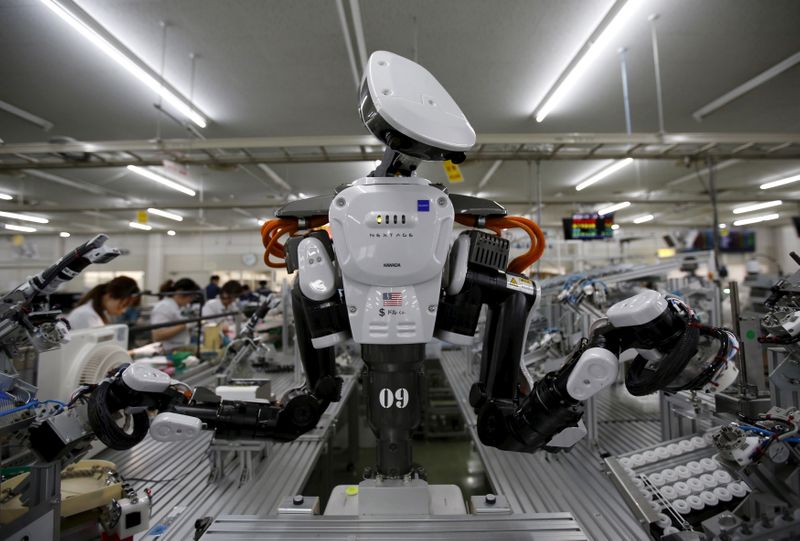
[562, 213, 614, 240]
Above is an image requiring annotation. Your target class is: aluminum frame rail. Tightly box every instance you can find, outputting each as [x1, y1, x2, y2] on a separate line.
[98, 369, 359, 540]
[198, 514, 590, 540]
[540, 257, 690, 296]
[2, 133, 800, 171]
[439, 350, 656, 540]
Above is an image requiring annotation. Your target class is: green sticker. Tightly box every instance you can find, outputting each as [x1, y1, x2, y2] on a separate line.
[746, 329, 757, 340]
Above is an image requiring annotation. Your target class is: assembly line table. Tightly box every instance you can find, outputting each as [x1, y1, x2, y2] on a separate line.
[98, 364, 359, 540]
[440, 350, 661, 541]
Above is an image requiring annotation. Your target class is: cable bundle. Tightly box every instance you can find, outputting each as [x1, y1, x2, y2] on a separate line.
[260, 216, 329, 268]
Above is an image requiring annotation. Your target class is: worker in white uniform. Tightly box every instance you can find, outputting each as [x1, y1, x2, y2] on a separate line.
[67, 276, 140, 330]
[150, 278, 200, 352]
[201, 280, 242, 338]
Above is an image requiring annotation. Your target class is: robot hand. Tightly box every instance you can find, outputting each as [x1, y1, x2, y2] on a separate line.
[84, 356, 343, 449]
[467, 285, 739, 454]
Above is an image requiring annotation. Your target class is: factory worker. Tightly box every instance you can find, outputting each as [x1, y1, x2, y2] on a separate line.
[150, 278, 200, 351]
[67, 276, 140, 330]
[201, 280, 243, 336]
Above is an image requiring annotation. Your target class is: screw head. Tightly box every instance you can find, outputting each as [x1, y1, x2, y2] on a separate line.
[485, 493, 496, 504]
[348, 305, 357, 313]
[335, 197, 346, 207]
[293, 495, 304, 505]
[437, 196, 447, 206]
[427, 305, 436, 313]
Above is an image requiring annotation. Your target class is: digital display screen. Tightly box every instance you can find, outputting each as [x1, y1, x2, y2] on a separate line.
[687, 229, 756, 253]
[563, 213, 614, 240]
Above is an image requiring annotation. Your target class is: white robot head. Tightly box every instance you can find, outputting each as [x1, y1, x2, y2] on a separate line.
[359, 51, 476, 164]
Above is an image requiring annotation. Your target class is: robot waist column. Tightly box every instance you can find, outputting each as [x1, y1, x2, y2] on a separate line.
[361, 343, 425, 477]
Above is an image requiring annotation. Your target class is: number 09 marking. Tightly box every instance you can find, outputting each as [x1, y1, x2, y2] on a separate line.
[379, 388, 409, 409]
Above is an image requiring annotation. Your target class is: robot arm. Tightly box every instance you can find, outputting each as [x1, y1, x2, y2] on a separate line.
[436, 229, 739, 454]
[84, 252, 344, 449]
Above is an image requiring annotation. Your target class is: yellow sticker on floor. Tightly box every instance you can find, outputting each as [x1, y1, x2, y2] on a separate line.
[443, 160, 464, 183]
[506, 274, 534, 294]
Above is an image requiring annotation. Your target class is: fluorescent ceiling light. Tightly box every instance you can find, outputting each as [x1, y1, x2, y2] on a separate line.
[128, 221, 153, 231]
[167, 230, 176, 236]
[0, 210, 49, 224]
[760, 173, 800, 190]
[5, 224, 37, 233]
[127, 165, 196, 197]
[597, 201, 631, 216]
[611, 224, 620, 230]
[633, 214, 654, 224]
[732, 200, 782, 215]
[59, 231, 71, 238]
[533, 0, 639, 122]
[732, 213, 779, 227]
[0, 99, 54, 131]
[40, 0, 206, 127]
[575, 158, 633, 191]
[0, 192, 13, 201]
[718, 223, 727, 229]
[147, 207, 183, 222]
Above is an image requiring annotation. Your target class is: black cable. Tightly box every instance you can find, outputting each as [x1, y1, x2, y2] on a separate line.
[87, 381, 150, 450]
[625, 321, 700, 396]
[662, 325, 731, 392]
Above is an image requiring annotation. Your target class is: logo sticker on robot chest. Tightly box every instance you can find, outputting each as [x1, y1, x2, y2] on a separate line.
[378, 292, 405, 317]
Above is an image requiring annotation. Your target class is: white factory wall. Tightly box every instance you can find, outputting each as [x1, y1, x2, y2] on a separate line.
[0, 223, 792, 296]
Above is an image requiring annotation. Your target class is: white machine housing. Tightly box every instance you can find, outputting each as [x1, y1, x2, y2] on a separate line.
[363, 51, 475, 152]
[328, 177, 454, 344]
[37, 324, 129, 401]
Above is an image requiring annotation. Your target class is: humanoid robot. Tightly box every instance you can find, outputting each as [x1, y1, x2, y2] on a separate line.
[2, 52, 741, 528]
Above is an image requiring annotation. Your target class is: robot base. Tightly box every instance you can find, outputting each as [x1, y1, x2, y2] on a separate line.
[324, 479, 467, 516]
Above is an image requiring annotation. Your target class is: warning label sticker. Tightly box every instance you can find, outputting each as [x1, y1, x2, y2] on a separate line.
[506, 274, 534, 295]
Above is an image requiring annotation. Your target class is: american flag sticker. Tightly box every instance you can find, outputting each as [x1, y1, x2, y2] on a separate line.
[382, 292, 403, 306]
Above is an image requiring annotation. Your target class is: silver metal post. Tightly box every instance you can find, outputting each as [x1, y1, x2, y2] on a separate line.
[728, 281, 749, 396]
[618, 47, 633, 134]
[707, 158, 722, 276]
[535, 160, 542, 278]
[649, 14, 665, 134]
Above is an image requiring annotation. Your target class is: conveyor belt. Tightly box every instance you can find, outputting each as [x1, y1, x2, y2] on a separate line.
[440, 350, 656, 541]
[98, 368, 358, 540]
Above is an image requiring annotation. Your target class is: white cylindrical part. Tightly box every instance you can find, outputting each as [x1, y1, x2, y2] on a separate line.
[619, 457, 632, 468]
[666, 443, 682, 456]
[699, 473, 717, 489]
[687, 478, 704, 493]
[690, 436, 706, 449]
[655, 446, 670, 460]
[674, 465, 691, 480]
[727, 482, 747, 498]
[678, 439, 694, 452]
[643, 450, 659, 463]
[700, 491, 719, 507]
[632, 477, 644, 488]
[713, 487, 733, 502]
[656, 513, 672, 529]
[674, 481, 691, 497]
[672, 499, 691, 514]
[686, 494, 704, 511]
[648, 473, 665, 487]
[686, 461, 703, 475]
[662, 469, 678, 483]
[660, 486, 677, 501]
[630, 454, 646, 467]
[700, 457, 718, 472]
[713, 470, 732, 485]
